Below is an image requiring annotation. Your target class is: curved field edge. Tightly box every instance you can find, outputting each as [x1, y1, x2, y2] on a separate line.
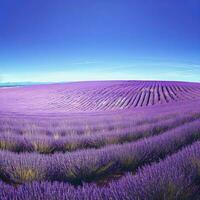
[1, 81, 200, 113]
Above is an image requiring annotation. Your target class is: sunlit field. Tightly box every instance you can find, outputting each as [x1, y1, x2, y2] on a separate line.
[1, 80, 200, 199]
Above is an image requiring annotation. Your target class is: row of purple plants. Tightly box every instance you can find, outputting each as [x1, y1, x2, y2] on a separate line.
[0, 119, 200, 185]
[1, 140, 200, 199]
[0, 108, 186, 137]
[1, 98, 199, 137]
[0, 112, 200, 153]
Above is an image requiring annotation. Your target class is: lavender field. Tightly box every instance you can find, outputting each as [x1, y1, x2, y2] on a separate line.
[1, 80, 200, 199]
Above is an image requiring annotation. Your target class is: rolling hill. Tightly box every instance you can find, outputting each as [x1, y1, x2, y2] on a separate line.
[0, 80, 200, 114]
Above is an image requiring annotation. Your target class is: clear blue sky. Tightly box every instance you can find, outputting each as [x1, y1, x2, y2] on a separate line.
[0, 0, 200, 82]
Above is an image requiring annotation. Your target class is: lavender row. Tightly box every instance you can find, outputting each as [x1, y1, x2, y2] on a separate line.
[1, 119, 200, 185]
[2, 141, 200, 199]
[1, 98, 199, 137]
[0, 112, 200, 154]
[0, 106, 187, 137]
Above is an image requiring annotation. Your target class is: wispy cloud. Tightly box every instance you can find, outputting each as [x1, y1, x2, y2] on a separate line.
[1, 59, 200, 83]
[71, 61, 100, 65]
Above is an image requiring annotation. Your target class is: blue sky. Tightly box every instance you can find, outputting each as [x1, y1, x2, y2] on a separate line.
[0, 0, 200, 82]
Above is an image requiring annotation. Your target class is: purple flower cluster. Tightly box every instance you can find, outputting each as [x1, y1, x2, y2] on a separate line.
[1, 141, 200, 200]
[0, 112, 199, 154]
[0, 119, 200, 185]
